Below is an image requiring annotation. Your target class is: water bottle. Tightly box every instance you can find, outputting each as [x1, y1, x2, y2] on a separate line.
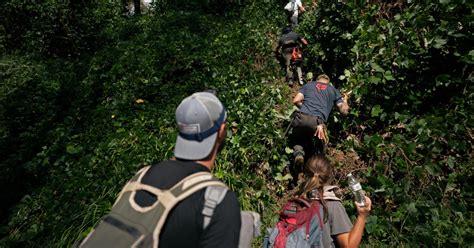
[347, 173, 366, 207]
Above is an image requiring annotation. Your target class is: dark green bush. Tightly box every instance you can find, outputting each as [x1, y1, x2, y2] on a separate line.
[298, 0, 473, 246]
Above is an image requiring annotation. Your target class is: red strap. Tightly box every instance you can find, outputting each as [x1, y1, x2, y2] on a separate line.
[274, 222, 289, 248]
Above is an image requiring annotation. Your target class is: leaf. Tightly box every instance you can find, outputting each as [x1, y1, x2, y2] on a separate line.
[407, 202, 417, 214]
[275, 173, 293, 182]
[374, 188, 385, 193]
[365, 215, 378, 234]
[433, 37, 447, 49]
[66, 145, 81, 155]
[445, 183, 456, 193]
[447, 156, 454, 169]
[371, 105, 383, 117]
[370, 62, 385, 73]
[284, 147, 293, 154]
[425, 163, 440, 176]
[384, 71, 395, 81]
[369, 76, 381, 85]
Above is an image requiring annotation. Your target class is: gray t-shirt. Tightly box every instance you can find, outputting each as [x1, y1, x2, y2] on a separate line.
[322, 201, 353, 248]
[299, 81, 343, 122]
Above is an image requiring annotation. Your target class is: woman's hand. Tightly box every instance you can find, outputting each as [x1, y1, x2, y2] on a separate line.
[355, 196, 372, 217]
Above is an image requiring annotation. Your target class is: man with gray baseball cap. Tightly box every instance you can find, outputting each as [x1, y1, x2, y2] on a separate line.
[174, 91, 228, 161]
[134, 91, 241, 247]
[79, 92, 242, 248]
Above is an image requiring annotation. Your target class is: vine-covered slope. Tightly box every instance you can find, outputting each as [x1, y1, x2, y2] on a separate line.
[0, 0, 472, 247]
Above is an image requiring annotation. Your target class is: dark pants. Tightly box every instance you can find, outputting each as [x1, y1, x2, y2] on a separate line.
[287, 13, 299, 28]
[289, 111, 326, 188]
[289, 111, 326, 176]
[283, 50, 303, 85]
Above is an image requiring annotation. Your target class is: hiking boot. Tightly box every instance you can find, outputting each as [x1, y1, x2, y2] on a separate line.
[295, 154, 304, 170]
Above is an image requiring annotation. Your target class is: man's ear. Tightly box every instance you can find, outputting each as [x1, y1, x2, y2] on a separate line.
[218, 123, 226, 140]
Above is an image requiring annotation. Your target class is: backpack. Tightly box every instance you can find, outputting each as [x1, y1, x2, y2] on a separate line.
[263, 198, 324, 248]
[239, 211, 262, 248]
[284, 0, 297, 12]
[78, 166, 228, 248]
[291, 47, 303, 61]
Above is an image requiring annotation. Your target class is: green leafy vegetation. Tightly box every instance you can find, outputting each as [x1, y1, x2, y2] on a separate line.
[298, 1, 473, 246]
[1, 0, 472, 247]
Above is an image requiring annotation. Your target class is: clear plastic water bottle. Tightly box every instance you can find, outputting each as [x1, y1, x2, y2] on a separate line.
[347, 173, 366, 207]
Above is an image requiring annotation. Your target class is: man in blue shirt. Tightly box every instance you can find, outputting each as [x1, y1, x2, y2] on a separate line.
[290, 74, 349, 171]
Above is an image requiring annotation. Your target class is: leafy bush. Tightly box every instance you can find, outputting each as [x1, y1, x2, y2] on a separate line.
[1, 0, 472, 247]
[298, 1, 473, 246]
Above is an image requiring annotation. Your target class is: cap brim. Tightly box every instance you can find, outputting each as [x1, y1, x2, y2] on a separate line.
[174, 132, 218, 160]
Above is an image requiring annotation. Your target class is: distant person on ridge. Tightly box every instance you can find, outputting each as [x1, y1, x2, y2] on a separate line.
[284, 0, 305, 27]
[275, 27, 308, 86]
[79, 92, 242, 248]
[290, 74, 349, 174]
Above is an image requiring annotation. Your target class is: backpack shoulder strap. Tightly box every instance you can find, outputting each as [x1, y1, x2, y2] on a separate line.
[151, 172, 226, 248]
[202, 185, 228, 229]
[80, 168, 227, 248]
[292, 197, 312, 208]
[283, 39, 297, 45]
[119, 171, 227, 248]
[112, 165, 152, 207]
[322, 186, 342, 201]
[309, 187, 342, 201]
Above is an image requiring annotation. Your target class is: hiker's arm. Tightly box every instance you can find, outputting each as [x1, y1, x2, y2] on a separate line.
[335, 89, 348, 115]
[298, 3, 305, 12]
[293, 93, 304, 108]
[335, 196, 372, 248]
[300, 37, 308, 46]
[337, 96, 349, 116]
[274, 41, 282, 57]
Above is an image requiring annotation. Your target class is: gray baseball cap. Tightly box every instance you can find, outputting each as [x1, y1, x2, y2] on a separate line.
[174, 92, 227, 160]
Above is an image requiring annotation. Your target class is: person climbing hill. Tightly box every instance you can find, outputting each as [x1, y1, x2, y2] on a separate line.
[264, 155, 372, 248]
[289, 74, 349, 175]
[298, 155, 372, 248]
[284, 0, 305, 27]
[275, 27, 308, 86]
